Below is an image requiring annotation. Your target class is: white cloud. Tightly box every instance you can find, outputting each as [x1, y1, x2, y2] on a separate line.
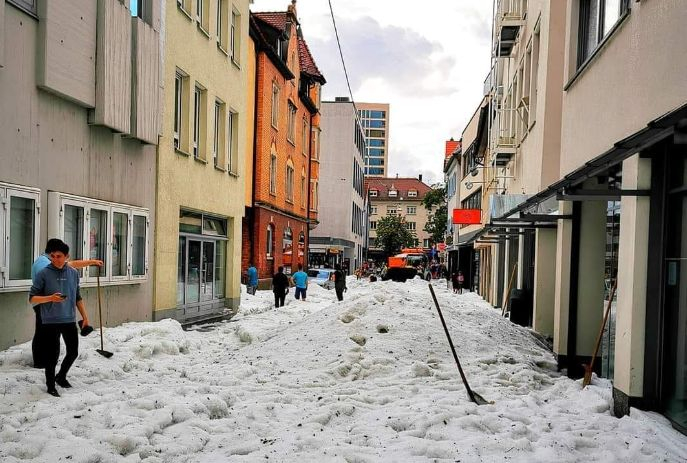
[251, 0, 493, 182]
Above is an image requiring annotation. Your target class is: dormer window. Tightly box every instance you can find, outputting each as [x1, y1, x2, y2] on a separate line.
[408, 190, 417, 198]
[369, 189, 378, 197]
[388, 190, 398, 197]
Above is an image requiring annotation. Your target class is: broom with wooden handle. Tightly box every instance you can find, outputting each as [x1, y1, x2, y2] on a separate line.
[582, 280, 617, 387]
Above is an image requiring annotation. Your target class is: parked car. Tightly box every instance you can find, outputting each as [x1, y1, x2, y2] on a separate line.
[307, 268, 336, 290]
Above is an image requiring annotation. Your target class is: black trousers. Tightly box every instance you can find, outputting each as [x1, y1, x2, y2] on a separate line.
[335, 288, 344, 301]
[43, 323, 78, 389]
[274, 291, 286, 307]
[32, 307, 43, 367]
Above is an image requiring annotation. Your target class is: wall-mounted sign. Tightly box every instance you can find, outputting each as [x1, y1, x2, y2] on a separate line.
[453, 208, 481, 225]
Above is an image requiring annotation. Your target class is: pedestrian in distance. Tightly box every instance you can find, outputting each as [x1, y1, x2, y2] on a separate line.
[451, 271, 459, 294]
[333, 264, 347, 302]
[30, 238, 102, 369]
[29, 240, 91, 397]
[291, 264, 308, 301]
[246, 263, 258, 295]
[271, 266, 289, 308]
[457, 270, 465, 294]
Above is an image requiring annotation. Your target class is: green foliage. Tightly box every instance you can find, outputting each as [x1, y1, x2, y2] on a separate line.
[375, 215, 416, 257]
[423, 186, 448, 246]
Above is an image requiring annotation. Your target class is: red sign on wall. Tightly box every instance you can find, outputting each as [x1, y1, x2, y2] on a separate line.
[453, 208, 481, 225]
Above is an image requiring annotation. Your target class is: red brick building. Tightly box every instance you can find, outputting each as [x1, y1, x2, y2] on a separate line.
[243, 2, 325, 278]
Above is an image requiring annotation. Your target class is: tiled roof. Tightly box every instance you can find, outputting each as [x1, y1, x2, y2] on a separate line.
[445, 139, 461, 157]
[252, 12, 288, 32]
[298, 37, 325, 82]
[364, 177, 432, 200]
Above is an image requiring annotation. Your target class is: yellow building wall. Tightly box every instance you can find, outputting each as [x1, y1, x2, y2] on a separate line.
[245, 37, 256, 207]
[154, 1, 249, 315]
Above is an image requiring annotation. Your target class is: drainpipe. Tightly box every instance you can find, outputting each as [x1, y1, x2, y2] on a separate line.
[305, 97, 314, 270]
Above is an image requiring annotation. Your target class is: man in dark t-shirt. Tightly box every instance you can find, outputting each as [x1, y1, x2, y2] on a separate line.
[272, 266, 289, 308]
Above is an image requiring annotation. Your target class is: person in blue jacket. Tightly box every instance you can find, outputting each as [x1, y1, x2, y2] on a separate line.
[30, 238, 101, 369]
[29, 240, 91, 397]
[246, 263, 258, 295]
[291, 264, 308, 301]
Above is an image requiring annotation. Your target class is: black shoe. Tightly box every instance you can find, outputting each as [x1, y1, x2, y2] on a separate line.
[47, 388, 60, 397]
[55, 376, 72, 388]
[33, 363, 45, 369]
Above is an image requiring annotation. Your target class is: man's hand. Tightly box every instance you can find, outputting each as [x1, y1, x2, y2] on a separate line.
[90, 260, 103, 267]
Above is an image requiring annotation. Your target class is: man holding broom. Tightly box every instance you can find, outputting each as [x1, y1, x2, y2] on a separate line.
[29, 240, 90, 397]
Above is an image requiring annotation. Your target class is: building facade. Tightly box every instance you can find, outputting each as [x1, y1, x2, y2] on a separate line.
[357, 102, 390, 177]
[0, 0, 161, 349]
[464, 0, 687, 434]
[444, 139, 461, 275]
[366, 177, 433, 261]
[244, 3, 325, 279]
[153, 0, 250, 323]
[310, 100, 366, 273]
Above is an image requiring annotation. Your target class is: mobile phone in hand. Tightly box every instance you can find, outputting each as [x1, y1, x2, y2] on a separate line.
[56, 293, 67, 300]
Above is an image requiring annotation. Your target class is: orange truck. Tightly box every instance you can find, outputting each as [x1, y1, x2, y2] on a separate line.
[383, 248, 431, 282]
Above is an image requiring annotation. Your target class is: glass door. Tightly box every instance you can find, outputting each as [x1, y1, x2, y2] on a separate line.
[186, 239, 201, 304]
[663, 152, 687, 432]
[200, 241, 215, 301]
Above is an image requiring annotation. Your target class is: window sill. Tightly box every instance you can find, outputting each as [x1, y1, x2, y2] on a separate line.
[287, 138, 295, 147]
[0, 278, 145, 293]
[228, 171, 239, 178]
[271, 124, 279, 131]
[564, 10, 631, 92]
[266, 256, 274, 261]
[231, 58, 241, 70]
[270, 191, 277, 197]
[177, 4, 193, 21]
[175, 147, 191, 157]
[217, 43, 229, 57]
[7, 1, 38, 19]
[194, 156, 208, 165]
[214, 164, 226, 172]
[197, 23, 211, 39]
[285, 199, 294, 205]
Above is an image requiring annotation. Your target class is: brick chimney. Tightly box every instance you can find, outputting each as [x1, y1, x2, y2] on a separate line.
[418, 174, 423, 182]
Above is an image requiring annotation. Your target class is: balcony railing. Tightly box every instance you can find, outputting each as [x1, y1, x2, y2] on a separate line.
[495, 0, 527, 57]
[496, 0, 527, 24]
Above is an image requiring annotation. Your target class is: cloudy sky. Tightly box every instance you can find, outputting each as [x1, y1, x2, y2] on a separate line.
[250, 0, 494, 186]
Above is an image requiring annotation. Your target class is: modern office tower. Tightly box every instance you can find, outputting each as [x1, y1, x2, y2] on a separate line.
[357, 102, 390, 177]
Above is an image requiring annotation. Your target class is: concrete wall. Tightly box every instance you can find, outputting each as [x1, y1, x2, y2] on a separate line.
[153, 0, 249, 315]
[533, 228, 556, 337]
[0, 5, 157, 350]
[312, 101, 365, 252]
[560, 0, 687, 176]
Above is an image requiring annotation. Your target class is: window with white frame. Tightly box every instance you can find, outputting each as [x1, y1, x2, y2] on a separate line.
[196, 0, 209, 31]
[405, 221, 416, 231]
[369, 189, 378, 197]
[49, 192, 149, 283]
[407, 190, 417, 198]
[217, 0, 229, 51]
[407, 206, 416, 214]
[271, 83, 279, 128]
[0, 183, 40, 289]
[301, 170, 306, 208]
[387, 206, 397, 215]
[286, 162, 295, 202]
[302, 118, 308, 155]
[174, 70, 187, 150]
[287, 101, 296, 143]
[370, 221, 377, 230]
[213, 99, 224, 168]
[370, 206, 377, 215]
[266, 224, 274, 256]
[193, 84, 204, 158]
[269, 151, 277, 194]
[388, 190, 398, 197]
[230, 9, 241, 63]
[228, 110, 238, 174]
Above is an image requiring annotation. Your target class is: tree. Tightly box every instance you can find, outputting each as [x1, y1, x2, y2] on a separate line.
[375, 215, 416, 257]
[422, 186, 448, 246]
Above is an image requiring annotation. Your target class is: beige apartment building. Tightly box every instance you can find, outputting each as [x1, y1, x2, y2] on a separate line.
[469, 0, 687, 433]
[0, 0, 161, 350]
[153, 0, 249, 323]
[357, 102, 390, 177]
[365, 177, 433, 261]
